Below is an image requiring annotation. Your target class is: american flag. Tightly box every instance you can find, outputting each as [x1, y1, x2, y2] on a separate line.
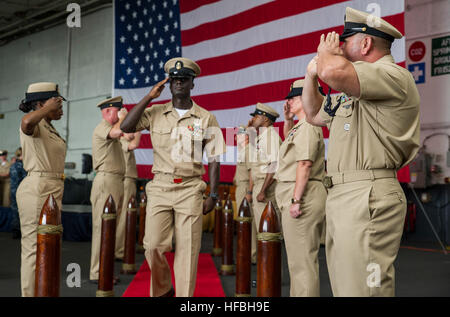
[113, 0, 408, 183]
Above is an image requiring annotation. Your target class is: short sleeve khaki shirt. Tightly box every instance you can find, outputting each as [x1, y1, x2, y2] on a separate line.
[319, 54, 420, 173]
[92, 120, 125, 175]
[275, 119, 325, 182]
[120, 137, 138, 179]
[135, 100, 226, 177]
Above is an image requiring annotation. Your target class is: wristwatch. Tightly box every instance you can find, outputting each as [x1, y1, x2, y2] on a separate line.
[291, 198, 301, 205]
[209, 192, 219, 201]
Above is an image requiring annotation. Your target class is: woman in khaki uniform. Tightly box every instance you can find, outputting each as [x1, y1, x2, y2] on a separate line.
[16, 82, 66, 297]
[275, 79, 326, 297]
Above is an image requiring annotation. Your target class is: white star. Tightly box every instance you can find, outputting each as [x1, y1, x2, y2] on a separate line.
[133, 77, 138, 85]
[134, 56, 139, 64]
[132, 11, 137, 19]
[163, 1, 167, 8]
[154, 74, 159, 81]
[145, 76, 150, 84]
[165, 48, 170, 56]
[143, 8, 148, 16]
[140, 44, 145, 52]
[125, 3, 130, 10]
[176, 46, 180, 53]
[152, 27, 157, 35]
[145, 54, 150, 62]
[170, 35, 175, 43]
[149, 42, 154, 49]
[133, 33, 138, 41]
[138, 21, 144, 28]
[120, 15, 125, 22]
[144, 31, 149, 38]
[120, 57, 126, 64]
[172, 0, 176, 5]
[127, 47, 133, 54]
[127, 24, 132, 31]
[150, 64, 154, 71]
[120, 36, 126, 43]
[164, 24, 169, 32]
[169, 11, 173, 18]
[148, 18, 152, 25]
[119, 78, 125, 85]
[140, 66, 145, 74]
[137, 0, 141, 6]
[126, 67, 132, 75]
[159, 60, 164, 68]
[158, 37, 164, 45]
[173, 21, 178, 29]
[153, 51, 158, 58]
[158, 14, 162, 21]
[152, 4, 156, 11]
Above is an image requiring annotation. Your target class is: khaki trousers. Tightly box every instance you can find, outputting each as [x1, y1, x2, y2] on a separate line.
[275, 181, 326, 297]
[89, 172, 124, 280]
[115, 177, 137, 259]
[16, 175, 64, 297]
[144, 175, 206, 297]
[252, 180, 280, 233]
[325, 177, 406, 296]
[235, 180, 257, 263]
[1, 179, 11, 207]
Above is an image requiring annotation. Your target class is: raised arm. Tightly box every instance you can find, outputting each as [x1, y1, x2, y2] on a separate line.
[121, 77, 169, 133]
[21, 97, 63, 135]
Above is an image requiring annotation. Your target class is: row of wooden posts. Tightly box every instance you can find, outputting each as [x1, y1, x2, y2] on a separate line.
[213, 192, 282, 297]
[35, 193, 147, 297]
[35, 190, 282, 297]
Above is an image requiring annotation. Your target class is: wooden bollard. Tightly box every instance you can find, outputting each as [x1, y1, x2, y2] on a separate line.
[35, 194, 62, 297]
[97, 195, 117, 297]
[257, 201, 281, 297]
[211, 196, 223, 257]
[220, 192, 235, 275]
[121, 196, 137, 274]
[235, 197, 252, 297]
[137, 191, 146, 254]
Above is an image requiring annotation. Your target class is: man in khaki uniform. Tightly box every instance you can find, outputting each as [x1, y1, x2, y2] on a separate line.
[0, 150, 11, 207]
[115, 131, 141, 260]
[275, 79, 327, 296]
[89, 96, 126, 282]
[302, 7, 420, 296]
[121, 57, 226, 297]
[234, 126, 256, 264]
[246, 103, 282, 232]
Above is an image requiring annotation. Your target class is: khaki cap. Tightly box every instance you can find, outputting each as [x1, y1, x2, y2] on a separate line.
[285, 79, 325, 99]
[340, 7, 403, 42]
[24, 82, 66, 103]
[164, 57, 201, 78]
[97, 96, 123, 110]
[250, 102, 280, 122]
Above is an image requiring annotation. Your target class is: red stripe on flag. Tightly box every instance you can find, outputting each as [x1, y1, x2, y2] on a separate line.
[179, 0, 221, 14]
[181, 0, 347, 46]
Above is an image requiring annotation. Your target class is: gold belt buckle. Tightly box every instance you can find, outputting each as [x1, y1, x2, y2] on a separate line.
[61, 174, 65, 181]
[323, 176, 333, 188]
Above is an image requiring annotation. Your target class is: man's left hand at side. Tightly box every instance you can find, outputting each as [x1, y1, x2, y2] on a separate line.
[203, 196, 215, 215]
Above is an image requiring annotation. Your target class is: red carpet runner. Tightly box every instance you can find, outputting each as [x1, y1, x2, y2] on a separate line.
[122, 253, 225, 297]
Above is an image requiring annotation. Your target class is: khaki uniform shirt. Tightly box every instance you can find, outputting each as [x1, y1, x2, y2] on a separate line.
[135, 101, 226, 177]
[120, 138, 138, 179]
[20, 119, 67, 173]
[319, 54, 420, 173]
[0, 161, 11, 179]
[275, 119, 325, 182]
[234, 144, 250, 183]
[246, 126, 281, 181]
[92, 119, 125, 175]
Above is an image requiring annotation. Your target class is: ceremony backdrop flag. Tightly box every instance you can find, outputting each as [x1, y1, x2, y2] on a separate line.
[113, 0, 408, 183]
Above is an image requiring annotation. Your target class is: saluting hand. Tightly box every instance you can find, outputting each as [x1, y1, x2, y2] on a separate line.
[306, 55, 319, 78]
[317, 31, 343, 57]
[44, 97, 63, 112]
[148, 77, 169, 99]
[283, 101, 294, 121]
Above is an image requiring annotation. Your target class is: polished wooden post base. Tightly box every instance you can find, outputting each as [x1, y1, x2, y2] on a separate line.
[235, 197, 252, 297]
[220, 191, 235, 276]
